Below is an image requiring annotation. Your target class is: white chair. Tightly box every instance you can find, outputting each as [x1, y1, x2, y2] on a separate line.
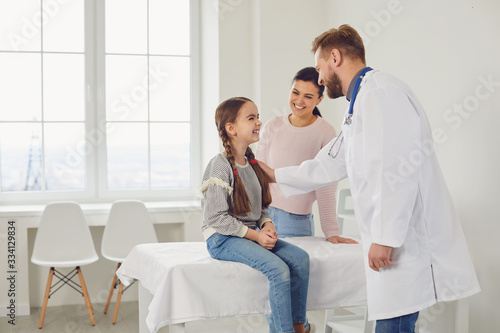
[31, 202, 98, 329]
[101, 200, 158, 324]
[336, 188, 355, 235]
[324, 189, 374, 333]
[325, 307, 374, 333]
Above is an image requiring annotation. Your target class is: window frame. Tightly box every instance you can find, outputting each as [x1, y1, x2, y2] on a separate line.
[0, 0, 201, 204]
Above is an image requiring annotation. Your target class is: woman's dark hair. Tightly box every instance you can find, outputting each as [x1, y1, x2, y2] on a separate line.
[292, 67, 324, 117]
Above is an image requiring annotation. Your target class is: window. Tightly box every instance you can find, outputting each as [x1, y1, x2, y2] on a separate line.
[0, 0, 199, 203]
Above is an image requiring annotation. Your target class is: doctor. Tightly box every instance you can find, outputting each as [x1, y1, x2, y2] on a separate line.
[259, 25, 481, 332]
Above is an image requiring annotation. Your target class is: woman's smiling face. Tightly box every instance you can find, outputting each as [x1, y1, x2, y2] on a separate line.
[289, 80, 323, 118]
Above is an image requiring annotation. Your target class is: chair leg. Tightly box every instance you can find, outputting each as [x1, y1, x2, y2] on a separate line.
[112, 281, 124, 324]
[364, 306, 374, 333]
[324, 309, 333, 333]
[76, 267, 95, 326]
[38, 267, 55, 329]
[104, 263, 121, 314]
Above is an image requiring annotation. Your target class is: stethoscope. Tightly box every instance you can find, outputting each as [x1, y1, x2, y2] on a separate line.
[343, 66, 373, 126]
[328, 67, 373, 159]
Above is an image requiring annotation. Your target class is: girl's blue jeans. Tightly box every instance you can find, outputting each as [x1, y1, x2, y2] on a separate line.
[266, 206, 314, 332]
[206, 232, 310, 333]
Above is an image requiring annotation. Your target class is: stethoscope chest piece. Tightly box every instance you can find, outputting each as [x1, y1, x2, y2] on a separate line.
[343, 114, 353, 126]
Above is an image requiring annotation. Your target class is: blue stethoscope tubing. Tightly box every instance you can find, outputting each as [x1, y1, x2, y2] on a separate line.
[344, 67, 373, 125]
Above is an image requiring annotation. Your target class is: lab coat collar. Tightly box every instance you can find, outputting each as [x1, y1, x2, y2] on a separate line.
[346, 67, 368, 102]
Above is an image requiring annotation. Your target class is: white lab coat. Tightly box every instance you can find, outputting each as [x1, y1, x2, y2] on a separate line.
[276, 70, 481, 320]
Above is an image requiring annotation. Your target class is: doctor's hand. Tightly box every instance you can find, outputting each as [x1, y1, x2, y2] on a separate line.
[256, 160, 276, 183]
[327, 236, 359, 244]
[368, 243, 393, 272]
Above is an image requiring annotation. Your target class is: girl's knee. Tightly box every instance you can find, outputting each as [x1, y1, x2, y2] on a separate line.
[270, 261, 291, 283]
[296, 250, 310, 270]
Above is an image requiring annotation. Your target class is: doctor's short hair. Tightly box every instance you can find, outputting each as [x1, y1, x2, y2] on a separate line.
[312, 24, 366, 64]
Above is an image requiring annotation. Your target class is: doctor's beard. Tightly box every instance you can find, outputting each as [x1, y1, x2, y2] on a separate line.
[325, 71, 344, 99]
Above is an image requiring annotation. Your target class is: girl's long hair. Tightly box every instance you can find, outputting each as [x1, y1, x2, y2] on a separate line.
[215, 97, 272, 216]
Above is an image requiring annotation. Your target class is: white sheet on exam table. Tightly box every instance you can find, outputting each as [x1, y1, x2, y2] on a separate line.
[117, 236, 367, 333]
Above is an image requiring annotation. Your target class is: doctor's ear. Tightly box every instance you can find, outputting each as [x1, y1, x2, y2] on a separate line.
[330, 49, 342, 66]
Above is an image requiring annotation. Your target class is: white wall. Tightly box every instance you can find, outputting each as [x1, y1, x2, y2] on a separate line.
[209, 0, 499, 332]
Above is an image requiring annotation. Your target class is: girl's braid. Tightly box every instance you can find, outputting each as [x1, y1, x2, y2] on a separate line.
[245, 147, 272, 209]
[221, 129, 251, 215]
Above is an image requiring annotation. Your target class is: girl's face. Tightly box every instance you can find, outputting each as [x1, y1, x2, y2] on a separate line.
[288, 80, 324, 117]
[226, 101, 262, 146]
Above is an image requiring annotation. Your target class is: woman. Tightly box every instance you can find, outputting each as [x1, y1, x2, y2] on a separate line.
[257, 67, 356, 244]
[257, 67, 356, 333]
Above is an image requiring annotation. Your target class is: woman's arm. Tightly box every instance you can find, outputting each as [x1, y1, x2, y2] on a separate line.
[316, 184, 358, 244]
[315, 183, 339, 238]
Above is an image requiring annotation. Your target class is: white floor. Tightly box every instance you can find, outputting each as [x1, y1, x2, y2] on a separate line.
[0, 302, 371, 333]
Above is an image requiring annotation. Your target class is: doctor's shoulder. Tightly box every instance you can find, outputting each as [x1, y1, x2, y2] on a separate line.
[366, 71, 415, 96]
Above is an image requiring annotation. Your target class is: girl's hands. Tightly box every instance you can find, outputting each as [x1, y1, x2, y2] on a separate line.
[244, 222, 277, 249]
[258, 221, 278, 249]
[257, 230, 278, 250]
[261, 221, 278, 237]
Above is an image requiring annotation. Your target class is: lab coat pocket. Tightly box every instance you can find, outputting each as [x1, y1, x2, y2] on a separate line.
[390, 223, 420, 265]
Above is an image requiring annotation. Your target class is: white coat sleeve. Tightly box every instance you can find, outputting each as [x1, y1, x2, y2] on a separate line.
[361, 85, 421, 248]
[275, 136, 348, 198]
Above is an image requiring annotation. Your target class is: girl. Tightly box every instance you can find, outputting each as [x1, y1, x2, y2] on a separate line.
[200, 97, 311, 333]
